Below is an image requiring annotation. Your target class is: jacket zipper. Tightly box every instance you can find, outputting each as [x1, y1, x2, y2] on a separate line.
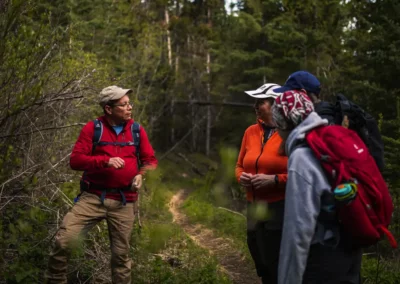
[121, 132, 125, 154]
[253, 135, 266, 201]
[114, 130, 124, 155]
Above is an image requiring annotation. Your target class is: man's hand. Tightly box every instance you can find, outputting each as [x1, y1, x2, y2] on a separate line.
[107, 157, 125, 169]
[131, 174, 143, 191]
[251, 174, 275, 190]
[240, 172, 253, 188]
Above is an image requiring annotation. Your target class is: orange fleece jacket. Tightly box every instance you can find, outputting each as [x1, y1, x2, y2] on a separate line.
[235, 124, 288, 203]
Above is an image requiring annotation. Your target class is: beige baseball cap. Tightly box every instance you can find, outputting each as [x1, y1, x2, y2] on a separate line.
[99, 85, 132, 107]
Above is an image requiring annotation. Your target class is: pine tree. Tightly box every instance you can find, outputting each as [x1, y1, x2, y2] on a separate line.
[265, 0, 347, 100]
[342, 0, 400, 190]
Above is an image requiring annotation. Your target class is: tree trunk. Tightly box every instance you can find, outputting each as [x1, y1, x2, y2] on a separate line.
[165, 8, 172, 67]
[188, 36, 197, 151]
[205, 7, 212, 156]
[170, 98, 175, 144]
[206, 51, 211, 156]
[261, 18, 266, 84]
[165, 7, 175, 144]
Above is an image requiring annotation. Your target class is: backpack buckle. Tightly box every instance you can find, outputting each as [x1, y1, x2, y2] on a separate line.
[80, 179, 90, 191]
[321, 154, 331, 162]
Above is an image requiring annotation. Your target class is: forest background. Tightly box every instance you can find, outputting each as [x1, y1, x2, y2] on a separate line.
[1, 0, 400, 283]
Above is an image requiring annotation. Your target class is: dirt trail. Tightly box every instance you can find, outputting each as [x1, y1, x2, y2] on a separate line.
[169, 189, 261, 284]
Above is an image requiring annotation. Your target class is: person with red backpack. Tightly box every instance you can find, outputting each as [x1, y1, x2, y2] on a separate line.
[273, 70, 385, 171]
[45, 86, 157, 284]
[271, 91, 363, 284]
[271, 90, 396, 283]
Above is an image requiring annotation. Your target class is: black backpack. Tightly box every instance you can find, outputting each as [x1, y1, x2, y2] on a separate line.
[315, 94, 384, 171]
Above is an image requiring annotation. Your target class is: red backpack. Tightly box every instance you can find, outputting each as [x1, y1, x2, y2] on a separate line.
[306, 125, 397, 248]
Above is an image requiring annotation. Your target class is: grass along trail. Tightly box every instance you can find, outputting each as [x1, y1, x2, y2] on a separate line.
[169, 189, 261, 284]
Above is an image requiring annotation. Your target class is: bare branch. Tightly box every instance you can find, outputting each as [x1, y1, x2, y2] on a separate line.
[24, 111, 45, 140]
[217, 207, 246, 219]
[174, 100, 253, 107]
[0, 164, 41, 189]
[47, 176, 74, 207]
[159, 116, 207, 160]
[45, 153, 71, 175]
[0, 123, 85, 139]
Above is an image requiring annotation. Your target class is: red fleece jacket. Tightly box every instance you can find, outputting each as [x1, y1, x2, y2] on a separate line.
[70, 116, 157, 202]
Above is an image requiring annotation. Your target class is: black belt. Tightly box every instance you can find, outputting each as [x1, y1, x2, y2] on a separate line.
[80, 180, 132, 205]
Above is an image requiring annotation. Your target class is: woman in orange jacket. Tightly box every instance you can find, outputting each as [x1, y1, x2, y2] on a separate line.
[235, 83, 288, 284]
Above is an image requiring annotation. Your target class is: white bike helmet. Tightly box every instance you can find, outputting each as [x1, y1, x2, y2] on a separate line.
[244, 83, 282, 99]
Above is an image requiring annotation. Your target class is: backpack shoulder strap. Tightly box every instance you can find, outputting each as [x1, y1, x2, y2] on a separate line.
[336, 93, 352, 113]
[80, 119, 103, 189]
[131, 122, 141, 167]
[131, 122, 140, 149]
[314, 101, 336, 125]
[92, 119, 103, 153]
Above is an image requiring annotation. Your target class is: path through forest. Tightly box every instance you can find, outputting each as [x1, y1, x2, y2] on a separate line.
[168, 189, 261, 284]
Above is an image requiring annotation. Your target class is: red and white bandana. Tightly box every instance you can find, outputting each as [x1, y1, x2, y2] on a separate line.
[272, 90, 314, 130]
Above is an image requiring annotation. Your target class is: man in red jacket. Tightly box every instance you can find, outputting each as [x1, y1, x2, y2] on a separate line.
[46, 86, 157, 284]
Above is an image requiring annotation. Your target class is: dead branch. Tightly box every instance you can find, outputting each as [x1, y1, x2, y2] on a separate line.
[159, 116, 207, 160]
[177, 152, 204, 176]
[0, 123, 85, 139]
[44, 153, 71, 175]
[174, 100, 253, 107]
[47, 176, 74, 207]
[40, 95, 85, 103]
[0, 164, 41, 189]
[217, 207, 246, 219]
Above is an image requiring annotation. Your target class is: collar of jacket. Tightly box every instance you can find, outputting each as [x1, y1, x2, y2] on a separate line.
[257, 118, 276, 131]
[98, 115, 135, 131]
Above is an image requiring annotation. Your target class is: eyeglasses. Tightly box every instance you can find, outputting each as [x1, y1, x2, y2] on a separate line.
[111, 102, 133, 108]
[254, 100, 265, 110]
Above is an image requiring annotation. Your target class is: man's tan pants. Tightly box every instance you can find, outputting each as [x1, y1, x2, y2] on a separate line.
[45, 191, 135, 284]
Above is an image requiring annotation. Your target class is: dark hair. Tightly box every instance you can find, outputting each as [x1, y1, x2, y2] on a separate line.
[307, 92, 321, 104]
[254, 97, 275, 108]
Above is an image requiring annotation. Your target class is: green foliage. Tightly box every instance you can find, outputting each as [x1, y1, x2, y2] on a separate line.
[362, 255, 400, 284]
[182, 167, 248, 253]
[2, 0, 400, 281]
[129, 157, 233, 283]
[61, 181, 80, 199]
[131, 230, 231, 284]
[2, 201, 53, 282]
[219, 147, 239, 184]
